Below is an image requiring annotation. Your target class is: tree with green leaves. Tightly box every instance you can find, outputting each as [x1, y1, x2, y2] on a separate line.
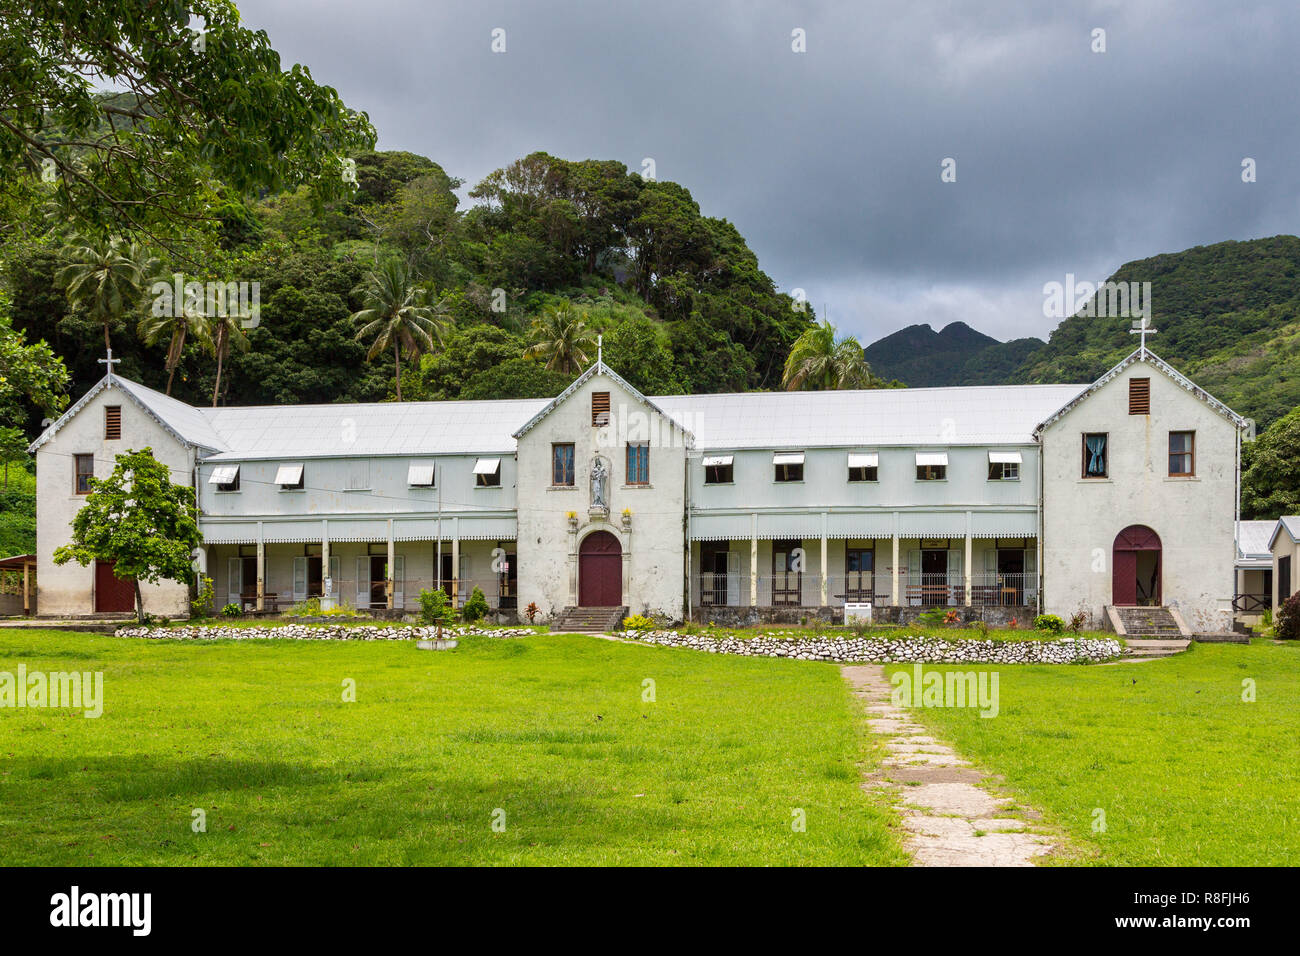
[137, 278, 212, 396]
[1, 1, 375, 253]
[52, 448, 201, 623]
[782, 321, 877, 390]
[0, 425, 26, 490]
[207, 309, 250, 408]
[601, 316, 683, 394]
[350, 259, 452, 401]
[1242, 407, 1300, 519]
[0, 297, 69, 420]
[56, 237, 157, 352]
[460, 357, 572, 401]
[523, 303, 598, 375]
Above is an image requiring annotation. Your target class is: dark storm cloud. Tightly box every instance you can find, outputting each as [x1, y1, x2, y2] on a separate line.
[237, 0, 1300, 343]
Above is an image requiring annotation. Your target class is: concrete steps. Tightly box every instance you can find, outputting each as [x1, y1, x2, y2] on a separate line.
[552, 606, 628, 634]
[1123, 639, 1191, 659]
[1110, 606, 1188, 638]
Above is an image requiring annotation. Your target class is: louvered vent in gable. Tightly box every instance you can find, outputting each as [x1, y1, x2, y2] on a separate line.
[104, 405, 122, 440]
[1129, 378, 1150, 415]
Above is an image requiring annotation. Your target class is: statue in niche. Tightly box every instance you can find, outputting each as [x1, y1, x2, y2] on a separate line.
[590, 457, 608, 511]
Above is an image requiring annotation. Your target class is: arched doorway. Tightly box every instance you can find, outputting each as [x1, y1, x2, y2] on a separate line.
[1113, 525, 1161, 606]
[579, 531, 622, 606]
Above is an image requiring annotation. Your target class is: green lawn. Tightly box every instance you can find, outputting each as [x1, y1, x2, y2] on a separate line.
[887, 641, 1300, 866]
[0, 629, 905, 866]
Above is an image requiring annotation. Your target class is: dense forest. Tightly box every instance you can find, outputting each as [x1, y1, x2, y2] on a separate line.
[3, 147, 820, 419]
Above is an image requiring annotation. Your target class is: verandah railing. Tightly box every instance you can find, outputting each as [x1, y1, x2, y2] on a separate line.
[693, 571, 1037, 608]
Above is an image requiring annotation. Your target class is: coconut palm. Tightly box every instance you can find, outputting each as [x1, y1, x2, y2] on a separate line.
[138, 276, 212, 396]
[523, 303, 598, 375]
[207, 310, 251, 407]
[350, 259, 452, 401]
[781, 321, 875, 390]
[57, 237, 159, 352]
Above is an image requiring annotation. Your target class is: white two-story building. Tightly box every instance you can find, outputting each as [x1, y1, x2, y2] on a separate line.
[30, 346, 1248, 632]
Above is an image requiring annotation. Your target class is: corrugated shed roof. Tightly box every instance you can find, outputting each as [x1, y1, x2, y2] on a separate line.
[1236, 520, 1277, 560]
[650, 384, 1089, 448]
[199, 397, 549, 460]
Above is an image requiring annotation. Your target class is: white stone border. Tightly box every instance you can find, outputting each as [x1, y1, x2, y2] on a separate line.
[620, 630, 1121, 663]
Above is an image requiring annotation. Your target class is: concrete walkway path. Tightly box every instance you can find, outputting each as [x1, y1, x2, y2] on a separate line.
[843, 664, 1054, 867]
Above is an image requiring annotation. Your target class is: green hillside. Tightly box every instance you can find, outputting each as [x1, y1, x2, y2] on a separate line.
[1012, 235, 1300, 430]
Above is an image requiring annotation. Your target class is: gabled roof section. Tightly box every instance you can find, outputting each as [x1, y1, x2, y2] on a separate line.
[1034, 346, 1249, 436]
[1268, 516, 1300, 550]
[512, 359, 695, 447]
[1236, 519, 1277, 562]
[28, 374, 228, 455]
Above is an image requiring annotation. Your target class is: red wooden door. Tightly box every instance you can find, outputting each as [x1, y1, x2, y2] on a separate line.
[579, 531, 622, 606]
[95, 560, 135, 613]
[1112, 550, 1138, 605]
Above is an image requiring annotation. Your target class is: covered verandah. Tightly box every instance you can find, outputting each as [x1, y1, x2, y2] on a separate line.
[201, 515, 519, 614]
[689, 510, 1039, 614]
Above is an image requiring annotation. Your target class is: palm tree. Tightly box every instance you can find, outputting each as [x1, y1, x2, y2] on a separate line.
[350, 259, 451, 401]
[57, 237, 158, 352]
[523, 303, 598, 375]
[207, 310, 251, 407]
[138, 276, 212, 396]
[782, 321, 875, 390]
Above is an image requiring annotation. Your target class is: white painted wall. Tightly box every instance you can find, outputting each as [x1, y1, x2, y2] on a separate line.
[1041, 359, 1239, 630]
[35, 382, 195, 617]
[515, 372, 687, 619]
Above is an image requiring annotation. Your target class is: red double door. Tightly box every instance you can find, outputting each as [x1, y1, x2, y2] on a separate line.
[578, 531, 622, 607]
[95, 560, 135, 613]
[1112, 525, 1161, 606]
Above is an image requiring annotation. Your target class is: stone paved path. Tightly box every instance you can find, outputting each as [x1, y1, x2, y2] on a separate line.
[843, 664, 1054, 867]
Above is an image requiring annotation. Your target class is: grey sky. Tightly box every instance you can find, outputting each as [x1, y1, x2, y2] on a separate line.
[237, 0, 1300, 344]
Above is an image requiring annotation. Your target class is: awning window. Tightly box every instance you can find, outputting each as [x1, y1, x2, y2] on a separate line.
[473, 457, 501, 475]
[988, 451, 1023, 465]
[915, 452, 948, 467]
[274, 464, 303, 486]
[702, 454, 734, 467]
[407, 463, 435, 486]
[773, 452, 805, 465]
[847, 453, 878, 468]
[208, 465, 239, 485]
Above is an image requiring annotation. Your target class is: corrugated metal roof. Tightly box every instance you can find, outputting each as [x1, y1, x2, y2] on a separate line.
[114, 377, 230, 451]
[199, 397, 549, 460]
[60, 373, 1090, 461]
[1236, 520, 1276, 559]
[651, 384, 1088, 449]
